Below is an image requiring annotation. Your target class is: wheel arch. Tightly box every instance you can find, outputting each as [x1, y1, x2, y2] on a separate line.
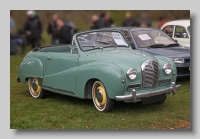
[76, 62, 126, 99]
[84, 78, 100, 99]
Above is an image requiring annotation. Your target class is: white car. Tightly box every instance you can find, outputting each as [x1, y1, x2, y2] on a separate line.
[161, 19, 190, 47]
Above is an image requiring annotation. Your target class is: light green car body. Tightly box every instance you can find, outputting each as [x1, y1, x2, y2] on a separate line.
[17, 29, 179, 104]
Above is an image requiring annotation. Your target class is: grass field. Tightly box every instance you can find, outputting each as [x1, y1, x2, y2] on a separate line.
[10, 42, 190, 130]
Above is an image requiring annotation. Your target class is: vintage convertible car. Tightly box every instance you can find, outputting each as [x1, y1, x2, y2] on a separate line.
[17, 29, 180, 112]
[108, 27, 190, 77]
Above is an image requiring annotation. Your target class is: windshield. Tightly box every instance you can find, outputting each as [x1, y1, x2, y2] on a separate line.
[77, 31, 129, 51]
[132, 30, 177, 48]
[187, 26, 190, 35]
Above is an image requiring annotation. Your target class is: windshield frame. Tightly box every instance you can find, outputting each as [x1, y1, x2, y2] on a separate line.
[76, 30, 130, 52]
[131, 29, 178, 48]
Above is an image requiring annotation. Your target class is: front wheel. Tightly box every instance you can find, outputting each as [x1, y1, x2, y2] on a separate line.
[92, 81, 114, 112]
[28, 78, 45, 99]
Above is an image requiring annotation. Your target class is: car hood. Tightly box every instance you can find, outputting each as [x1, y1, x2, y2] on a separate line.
[81, 49, 161, 68]
[139, 46, 190, 58]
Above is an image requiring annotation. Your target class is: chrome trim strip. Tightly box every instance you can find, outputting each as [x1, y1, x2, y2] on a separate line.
[141, 59, 156, 71]
[115, 82, 180, 102]
[42, 85, 75, 94]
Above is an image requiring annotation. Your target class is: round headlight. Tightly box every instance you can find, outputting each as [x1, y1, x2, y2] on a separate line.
[126, 68, 137, 80]
[163, 63, 172, 75]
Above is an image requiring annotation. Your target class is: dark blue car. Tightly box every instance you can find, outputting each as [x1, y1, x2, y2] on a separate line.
[109, 27, 190, 77]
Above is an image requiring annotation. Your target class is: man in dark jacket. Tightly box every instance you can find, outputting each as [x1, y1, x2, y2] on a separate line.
[122, 12, 137, 27]
[98, 11, 106, 28]
[90, 15, 101, 30]
[56, 19, 73, 44]
[23, 10, 42, 49]
[103, 13, 115, 28]
[47, 14, 59, 45]
[136, 12, 152, 28]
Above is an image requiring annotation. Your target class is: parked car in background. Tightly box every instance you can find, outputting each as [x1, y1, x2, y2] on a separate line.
[160, 19, 190, 47]
[108, 27, 190, 77]
[17, 29, 180, 112]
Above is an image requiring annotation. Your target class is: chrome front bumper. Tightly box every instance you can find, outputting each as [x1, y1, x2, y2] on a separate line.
[115, 82, 180, 102]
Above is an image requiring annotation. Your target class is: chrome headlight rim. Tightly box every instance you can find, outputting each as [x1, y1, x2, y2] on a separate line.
[126, 68, 137, 80]
[163, 63, 172, 75]
[171, 57, 185, 64]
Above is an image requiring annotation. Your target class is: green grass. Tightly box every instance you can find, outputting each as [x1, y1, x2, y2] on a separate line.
[10, 45, 190, 130]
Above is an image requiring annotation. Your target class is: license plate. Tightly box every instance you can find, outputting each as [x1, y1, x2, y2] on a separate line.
[142, 94, 166, 105]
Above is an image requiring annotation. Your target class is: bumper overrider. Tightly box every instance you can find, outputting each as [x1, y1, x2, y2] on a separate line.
[115, 82, 180, 102]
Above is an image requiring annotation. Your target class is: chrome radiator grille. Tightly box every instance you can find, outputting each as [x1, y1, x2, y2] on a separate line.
[141, 60, 159, 87]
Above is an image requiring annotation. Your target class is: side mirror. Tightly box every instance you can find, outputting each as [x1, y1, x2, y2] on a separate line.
[183, 33, 187, 38]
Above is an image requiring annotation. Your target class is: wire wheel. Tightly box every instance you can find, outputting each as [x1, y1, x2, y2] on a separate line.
[92, 81, 114, 112]
[28, 78, 44, 98]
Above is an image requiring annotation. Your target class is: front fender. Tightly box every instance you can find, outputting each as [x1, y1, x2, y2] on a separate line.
[75, 62, 126, 99]
[154, 55, 177, 82]
[18, 57, 44, 83]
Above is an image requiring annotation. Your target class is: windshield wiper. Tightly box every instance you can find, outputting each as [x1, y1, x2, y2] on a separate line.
[82, 44, 97, 47]
[82, 44, 100, 48]
[82, 44, 104, 50]
[164, 43, 179, 47]
[96, 40, 117, 48]
[147, 44, 165, 49]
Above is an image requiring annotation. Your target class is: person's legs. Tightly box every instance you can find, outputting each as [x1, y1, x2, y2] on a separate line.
[29, 39, 35, 49]
[35, 39, 41, 47]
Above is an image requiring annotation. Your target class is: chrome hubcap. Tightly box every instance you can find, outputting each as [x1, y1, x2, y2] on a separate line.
[92, 81, 107, 111]
[32, 79, 38, 91]
[28, 78, 41, 98]
[96, 89, 103, 103]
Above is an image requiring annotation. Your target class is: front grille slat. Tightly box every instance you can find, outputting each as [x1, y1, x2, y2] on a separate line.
[144, 70, 154, 75]
[144, 78, 153, 83]
[145, 74, 155, 79]
[142, 60, 159, 87]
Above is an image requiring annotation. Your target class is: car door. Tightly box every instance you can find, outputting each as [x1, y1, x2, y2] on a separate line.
[174, 25, 190, 47]
[44, 50, 79, 94]
[162, 25, 175, 38]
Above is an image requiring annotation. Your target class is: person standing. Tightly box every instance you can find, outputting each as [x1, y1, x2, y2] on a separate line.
[90, 15, 101, 30]
[136, 12, 152, 28]
[103, 13, 115, 28]
[122, 12, 137, 27]
[56, 18, 73, 44]
[98, 11, 106, 28]
[10, 13, 15, 33]
[47, 14, 59, 45]
[156, 16, 167, 29]
[23, 10, 42, 49]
